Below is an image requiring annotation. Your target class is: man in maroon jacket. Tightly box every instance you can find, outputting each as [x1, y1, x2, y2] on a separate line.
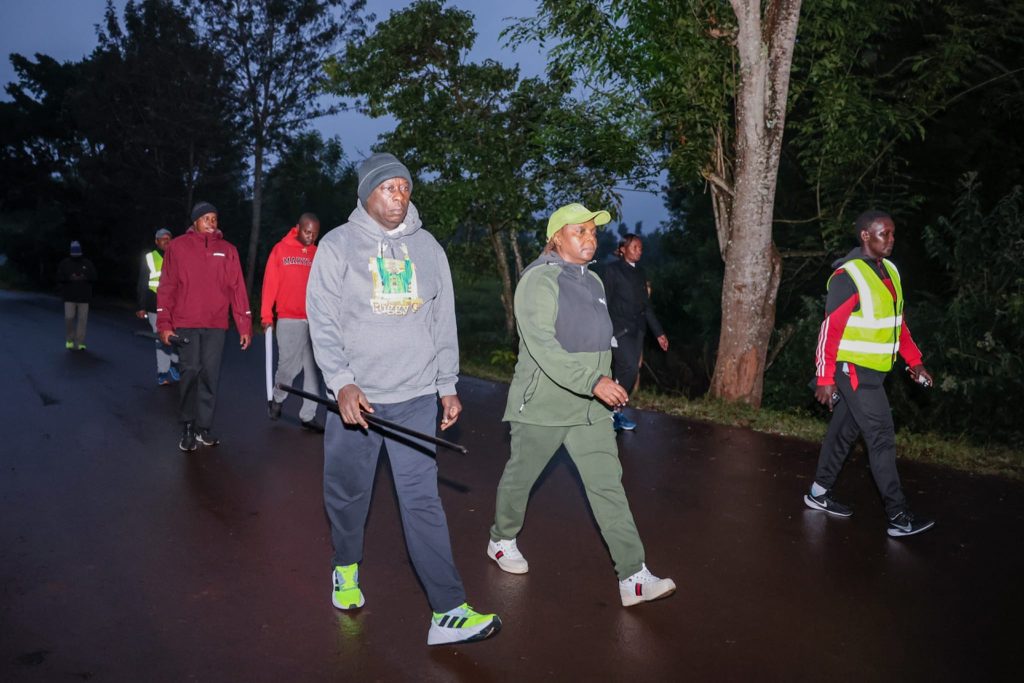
[157, 202, 252, 452]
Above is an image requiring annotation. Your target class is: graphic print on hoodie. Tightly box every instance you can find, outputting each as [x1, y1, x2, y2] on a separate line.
[306, 201, 459, 405]
[370, 241, 423, 315]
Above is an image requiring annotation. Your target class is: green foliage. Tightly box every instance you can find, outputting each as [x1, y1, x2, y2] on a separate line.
[0, 0, 245, 293]
[181, 0, 370, 288]
[913, 174, 1024, 444]
[506, 0, 734, 186]
[326, 0, 646, 337]
[255, 131, 358, 285]
[183, 0, 368, 151]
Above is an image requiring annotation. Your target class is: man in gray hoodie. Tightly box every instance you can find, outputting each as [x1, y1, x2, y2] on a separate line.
[306, 152, 500, 646]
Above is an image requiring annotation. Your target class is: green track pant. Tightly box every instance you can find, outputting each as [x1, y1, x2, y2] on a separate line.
[490, 419, 645, 579]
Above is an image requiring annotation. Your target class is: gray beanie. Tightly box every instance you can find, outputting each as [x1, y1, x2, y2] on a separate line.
[357, 153, 412, 205]
[154, 228, 172, 239]
[190, 201, 218, 223]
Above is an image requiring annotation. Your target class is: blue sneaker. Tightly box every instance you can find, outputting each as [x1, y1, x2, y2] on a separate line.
[613, 411, 637, 431]
[157, 372, 171, 386]
[168, 366, 181, 382]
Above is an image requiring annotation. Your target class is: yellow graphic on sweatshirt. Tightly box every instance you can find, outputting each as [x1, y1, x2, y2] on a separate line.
[368, 242, 423, 315]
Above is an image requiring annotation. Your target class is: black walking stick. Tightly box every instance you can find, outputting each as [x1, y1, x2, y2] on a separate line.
[276, 384, 469, 455]
[133, 330, 191, 346]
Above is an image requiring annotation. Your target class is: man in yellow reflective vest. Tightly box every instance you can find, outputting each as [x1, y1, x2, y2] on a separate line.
[136, 228, 179, 385]
[805, 210, 936, 537]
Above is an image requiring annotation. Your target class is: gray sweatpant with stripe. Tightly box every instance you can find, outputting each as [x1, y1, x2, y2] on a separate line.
[323, 393, 466, 612]
[271, 318, 319, 422]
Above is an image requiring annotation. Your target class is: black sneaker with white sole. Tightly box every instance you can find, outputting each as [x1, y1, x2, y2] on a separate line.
[803, 490, 853, 517]
[179, 423, 198, 452]
[887, 510, 935, 537]
[196, 429, 220, 447]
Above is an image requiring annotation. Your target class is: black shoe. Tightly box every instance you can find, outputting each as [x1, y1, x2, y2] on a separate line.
[301, 419, 325, 433]
[196, 429, 220, 447]
[268, 400, 282, 420]
[179, 423, 198, 452]
[887, 510, 935, 537]
[803, 490, 853, 517]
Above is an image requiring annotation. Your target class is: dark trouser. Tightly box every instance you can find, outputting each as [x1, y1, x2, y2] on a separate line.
[176, 328, 225, 429]
[323, 394, 465, 612]
[612, 331, 644, 396]
[813, 368, 907, 517]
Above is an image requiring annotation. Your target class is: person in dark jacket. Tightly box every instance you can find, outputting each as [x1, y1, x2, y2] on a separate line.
[136, 228, 179, 385]
[157, 202, 252, 452]
[487, 203, 676, 608]
[805, 210, 935, 537]
[57, 241, 97, 350]
[600, 234, 668, 431]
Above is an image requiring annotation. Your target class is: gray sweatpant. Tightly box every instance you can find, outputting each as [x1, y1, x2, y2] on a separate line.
[271, 319, 319, 422]
[64, 302, 89, 346]
[146, 312, 179, 374]
[323, 393, 466, 612]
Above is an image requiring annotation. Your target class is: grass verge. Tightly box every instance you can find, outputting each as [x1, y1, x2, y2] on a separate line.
[459, 358, 1024, 481]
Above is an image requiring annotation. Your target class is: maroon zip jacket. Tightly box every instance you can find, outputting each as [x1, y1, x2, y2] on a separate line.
[156, 227, 252, 335]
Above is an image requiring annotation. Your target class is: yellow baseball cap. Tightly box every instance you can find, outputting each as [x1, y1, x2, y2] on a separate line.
[546, 203, 611, 239]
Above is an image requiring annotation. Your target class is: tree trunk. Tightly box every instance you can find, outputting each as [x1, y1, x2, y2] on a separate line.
[709, 0, 801, 406]
[489, 227, 516, 341]
[510, 230, 525, 278]
[245, 140, 264, 296]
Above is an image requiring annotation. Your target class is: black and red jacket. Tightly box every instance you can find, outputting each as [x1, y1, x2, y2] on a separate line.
[815, 248, 922, 389]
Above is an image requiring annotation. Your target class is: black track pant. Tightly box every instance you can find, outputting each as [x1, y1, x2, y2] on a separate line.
[813, 367, 907, 517]
[611, 331, 645, 396]
[176, 328, 225, 429]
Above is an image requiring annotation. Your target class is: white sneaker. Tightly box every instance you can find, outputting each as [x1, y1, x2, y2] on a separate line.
[619, 564, 676, 607]
[486, 538, 529, 574]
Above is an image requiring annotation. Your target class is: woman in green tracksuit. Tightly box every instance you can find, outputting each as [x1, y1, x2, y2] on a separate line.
[486, 202, 676, 607]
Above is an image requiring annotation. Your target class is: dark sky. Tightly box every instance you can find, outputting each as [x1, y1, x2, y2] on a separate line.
[0, 0, 668, 230]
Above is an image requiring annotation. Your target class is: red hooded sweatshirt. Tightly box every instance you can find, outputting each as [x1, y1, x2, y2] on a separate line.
[156, 228, 252, 335]
[260, 226, 317, 325]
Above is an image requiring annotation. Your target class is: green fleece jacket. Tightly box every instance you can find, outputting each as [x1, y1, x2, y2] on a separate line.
[503, 252, 615, 426]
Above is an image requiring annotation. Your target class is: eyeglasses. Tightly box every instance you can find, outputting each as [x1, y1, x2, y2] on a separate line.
[378, 182, 411, 198]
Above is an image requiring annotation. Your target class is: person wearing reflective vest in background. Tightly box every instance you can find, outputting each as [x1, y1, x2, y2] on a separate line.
[804, 210, 936, 537]
[136, 228, 179, 385]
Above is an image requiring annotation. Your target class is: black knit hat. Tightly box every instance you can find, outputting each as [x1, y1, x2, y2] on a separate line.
[357, 153, 412, 206]
[190, 201, 218, 223]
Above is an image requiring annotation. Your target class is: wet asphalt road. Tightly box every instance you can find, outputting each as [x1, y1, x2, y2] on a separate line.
[2, 290, 1022, 682]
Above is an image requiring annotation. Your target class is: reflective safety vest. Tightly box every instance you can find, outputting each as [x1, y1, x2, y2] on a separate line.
[831, 258, 903, 372]
[145, 250, 163, 292]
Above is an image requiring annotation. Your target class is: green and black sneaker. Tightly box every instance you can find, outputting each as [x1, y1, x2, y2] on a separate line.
[331, 563, 365, 610]
[426, 603, 501, 646]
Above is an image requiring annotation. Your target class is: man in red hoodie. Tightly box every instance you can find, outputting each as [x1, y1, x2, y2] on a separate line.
[157, 202, 252, 452]
[262, 213, 322, 431]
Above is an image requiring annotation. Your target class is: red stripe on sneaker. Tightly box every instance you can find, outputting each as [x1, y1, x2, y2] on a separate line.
[635, 585, 642, 597]
[495, 551, 504, 559]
